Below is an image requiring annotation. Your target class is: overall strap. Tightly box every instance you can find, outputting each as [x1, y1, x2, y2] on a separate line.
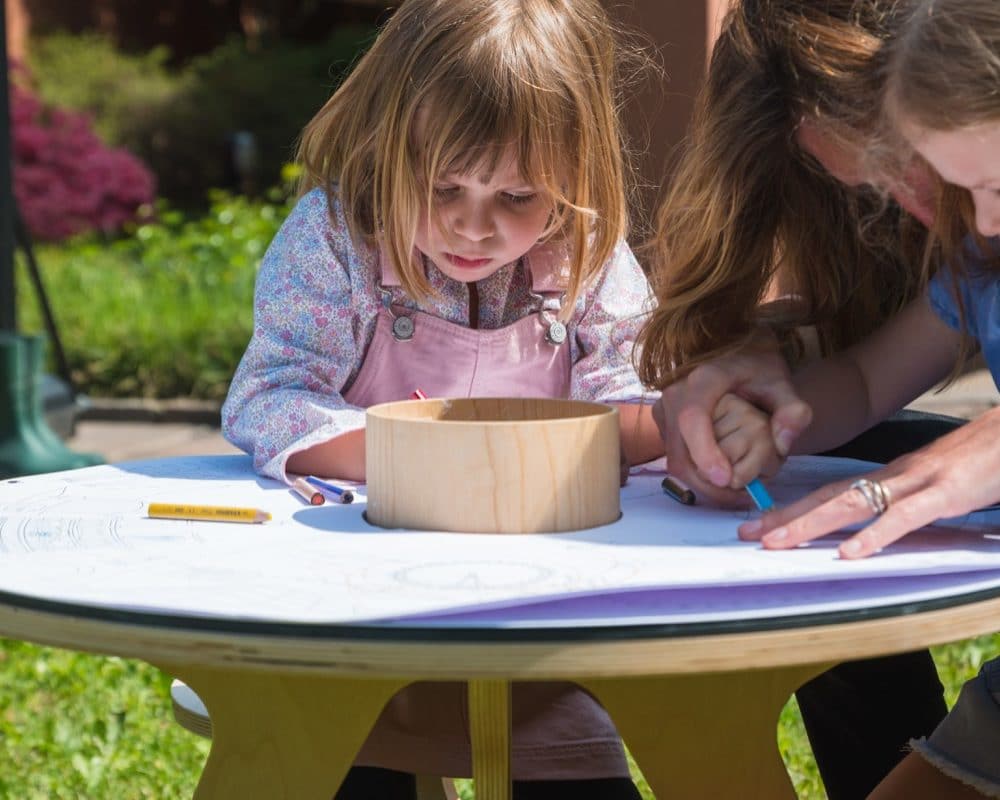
[523, 240, 571, 296]
[375, 246, 405, 288]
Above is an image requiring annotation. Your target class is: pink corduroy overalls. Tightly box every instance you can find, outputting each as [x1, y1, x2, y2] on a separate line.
[344, 245, 629, 780]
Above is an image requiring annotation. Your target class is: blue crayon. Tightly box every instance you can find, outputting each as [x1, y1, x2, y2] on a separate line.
[305, 476, 355, 504]
[745, 478, 774, 512]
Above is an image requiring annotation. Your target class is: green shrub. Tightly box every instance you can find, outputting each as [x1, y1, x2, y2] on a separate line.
[28, 28, 375, 208]
[28, 33, 176, 146]
[15, 185, 295, 401]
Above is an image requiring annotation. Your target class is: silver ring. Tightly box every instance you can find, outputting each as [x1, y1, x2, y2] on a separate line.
[850, 478, 891, 516]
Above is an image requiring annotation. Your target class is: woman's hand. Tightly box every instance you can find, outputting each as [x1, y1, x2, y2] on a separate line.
[654, 337, 812, 507]
[739, 406, 1000, 558]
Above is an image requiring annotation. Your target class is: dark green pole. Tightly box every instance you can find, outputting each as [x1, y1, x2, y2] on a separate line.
[0, 0, 15, 332]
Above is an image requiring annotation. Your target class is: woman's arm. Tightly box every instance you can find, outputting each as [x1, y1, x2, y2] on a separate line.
[788, 297, 963, 455]
[739, 299, 976, 558]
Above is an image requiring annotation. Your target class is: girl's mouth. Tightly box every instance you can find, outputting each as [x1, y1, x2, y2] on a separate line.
[446, 253, 492, 269]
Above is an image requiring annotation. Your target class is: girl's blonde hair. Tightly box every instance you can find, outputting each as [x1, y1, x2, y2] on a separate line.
[881, 0, 1000, 374]
[886, 0, 1000, 134]
[297, 0, 632, 316]
[636, 0, 969, 389]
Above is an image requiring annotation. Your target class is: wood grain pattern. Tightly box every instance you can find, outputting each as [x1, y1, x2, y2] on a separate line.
[5, 595, 1000, 677]
[468, 680, 512, 800]
[4, 594, 1000, 798]
[581, 665, 830, 798]
[366, 398, 620, 533]
[162, 663, 407, 800]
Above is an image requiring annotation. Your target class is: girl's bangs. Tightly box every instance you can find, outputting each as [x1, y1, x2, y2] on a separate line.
[418, 83, 569, 186]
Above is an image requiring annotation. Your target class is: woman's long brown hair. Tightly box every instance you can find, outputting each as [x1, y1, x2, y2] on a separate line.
[637, 0, 970, 389]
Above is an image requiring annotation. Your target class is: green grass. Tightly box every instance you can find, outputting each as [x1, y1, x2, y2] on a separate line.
[2, 634, 998, 798]
[15, 190, 291, 402]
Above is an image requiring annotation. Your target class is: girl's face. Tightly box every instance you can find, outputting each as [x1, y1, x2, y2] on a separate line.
[902, 117, 1000, 237]
[414, 148, 553, 284]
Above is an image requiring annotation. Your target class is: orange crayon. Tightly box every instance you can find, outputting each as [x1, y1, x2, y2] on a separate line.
[290, 477, 325, 506]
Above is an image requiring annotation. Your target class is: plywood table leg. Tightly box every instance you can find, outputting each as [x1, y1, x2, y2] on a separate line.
[468, 679, 512, 800]
[163, 664, 407, 800]
[580, 663, 830, 799]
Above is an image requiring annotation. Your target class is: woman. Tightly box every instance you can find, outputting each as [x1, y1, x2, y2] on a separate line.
[637, 1, 973, 797]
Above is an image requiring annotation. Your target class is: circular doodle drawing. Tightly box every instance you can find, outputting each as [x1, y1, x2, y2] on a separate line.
[393, 561, 554, 591]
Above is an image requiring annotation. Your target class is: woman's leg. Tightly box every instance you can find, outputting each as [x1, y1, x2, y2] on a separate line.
[333, 766, 417, 800]
[869, 657, 1000, 799]
[796, 650, 947, 800]
[800, 411, 960, 799]
[869, 752, 992, 800]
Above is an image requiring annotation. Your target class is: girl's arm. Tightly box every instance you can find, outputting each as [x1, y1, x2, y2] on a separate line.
[788, 296, 963, 455]
[569, 241, 664, 465]
[222, 190, 371, 482]
[285, 429, 365, 482]
[615, 402, 664, 466]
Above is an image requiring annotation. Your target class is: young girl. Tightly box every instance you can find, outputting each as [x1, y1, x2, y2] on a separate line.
[222, 0, 660, 796]
[696, 1, 1000, 795]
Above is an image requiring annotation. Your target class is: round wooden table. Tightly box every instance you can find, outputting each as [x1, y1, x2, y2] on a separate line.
[3, 455, 1000, 799]
[2, 583, 1000, 798]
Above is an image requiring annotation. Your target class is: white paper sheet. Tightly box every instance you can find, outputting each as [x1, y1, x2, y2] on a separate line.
[1, 455, 999, 626]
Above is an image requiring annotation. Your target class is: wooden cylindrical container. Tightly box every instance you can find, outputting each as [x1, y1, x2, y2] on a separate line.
[366, 397, 620, 533]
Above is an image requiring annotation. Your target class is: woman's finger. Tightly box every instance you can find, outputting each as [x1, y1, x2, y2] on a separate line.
[837, 481, 948, 559]
[674, 400, 734, 487]
[757, 485, 879, 550]
[738, 479, 851, 540]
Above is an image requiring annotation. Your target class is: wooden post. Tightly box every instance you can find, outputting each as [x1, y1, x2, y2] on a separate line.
[3, 0, 26, 62]
[606, 0, 731, 251]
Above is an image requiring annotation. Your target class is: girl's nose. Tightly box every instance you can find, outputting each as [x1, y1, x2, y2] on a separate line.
[453, 202, 495, 241]
[975, 199, 1000, 238]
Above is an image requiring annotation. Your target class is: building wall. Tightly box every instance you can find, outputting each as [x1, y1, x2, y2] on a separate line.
[608, 0, 730, 240]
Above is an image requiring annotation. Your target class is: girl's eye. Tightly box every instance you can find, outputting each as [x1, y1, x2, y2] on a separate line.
[504, 193, 537, 206]
[433, 186, 458, 199]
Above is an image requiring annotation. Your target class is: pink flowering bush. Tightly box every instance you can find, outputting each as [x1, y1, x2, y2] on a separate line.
[11, 66, 156, 241]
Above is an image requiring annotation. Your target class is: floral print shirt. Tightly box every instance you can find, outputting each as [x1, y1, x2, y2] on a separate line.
[222, 188, 655, 479]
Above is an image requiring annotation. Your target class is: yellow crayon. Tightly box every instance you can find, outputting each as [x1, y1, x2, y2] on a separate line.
[147, 503, 272, 523]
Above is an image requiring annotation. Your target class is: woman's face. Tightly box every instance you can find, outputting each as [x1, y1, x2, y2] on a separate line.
[902, 118, 1000, 238]
[796, 118, 870, 187]
[796, 117, 937, 228]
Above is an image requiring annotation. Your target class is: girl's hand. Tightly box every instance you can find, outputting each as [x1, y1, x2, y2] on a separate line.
[713, 393, 784, 491]
[739, 407, 1000, 558]
[653, 340, 812, 507]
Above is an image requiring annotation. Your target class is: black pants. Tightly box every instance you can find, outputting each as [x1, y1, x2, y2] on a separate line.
[795, 410, 961, 799]
[334, 767, 642, 800]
